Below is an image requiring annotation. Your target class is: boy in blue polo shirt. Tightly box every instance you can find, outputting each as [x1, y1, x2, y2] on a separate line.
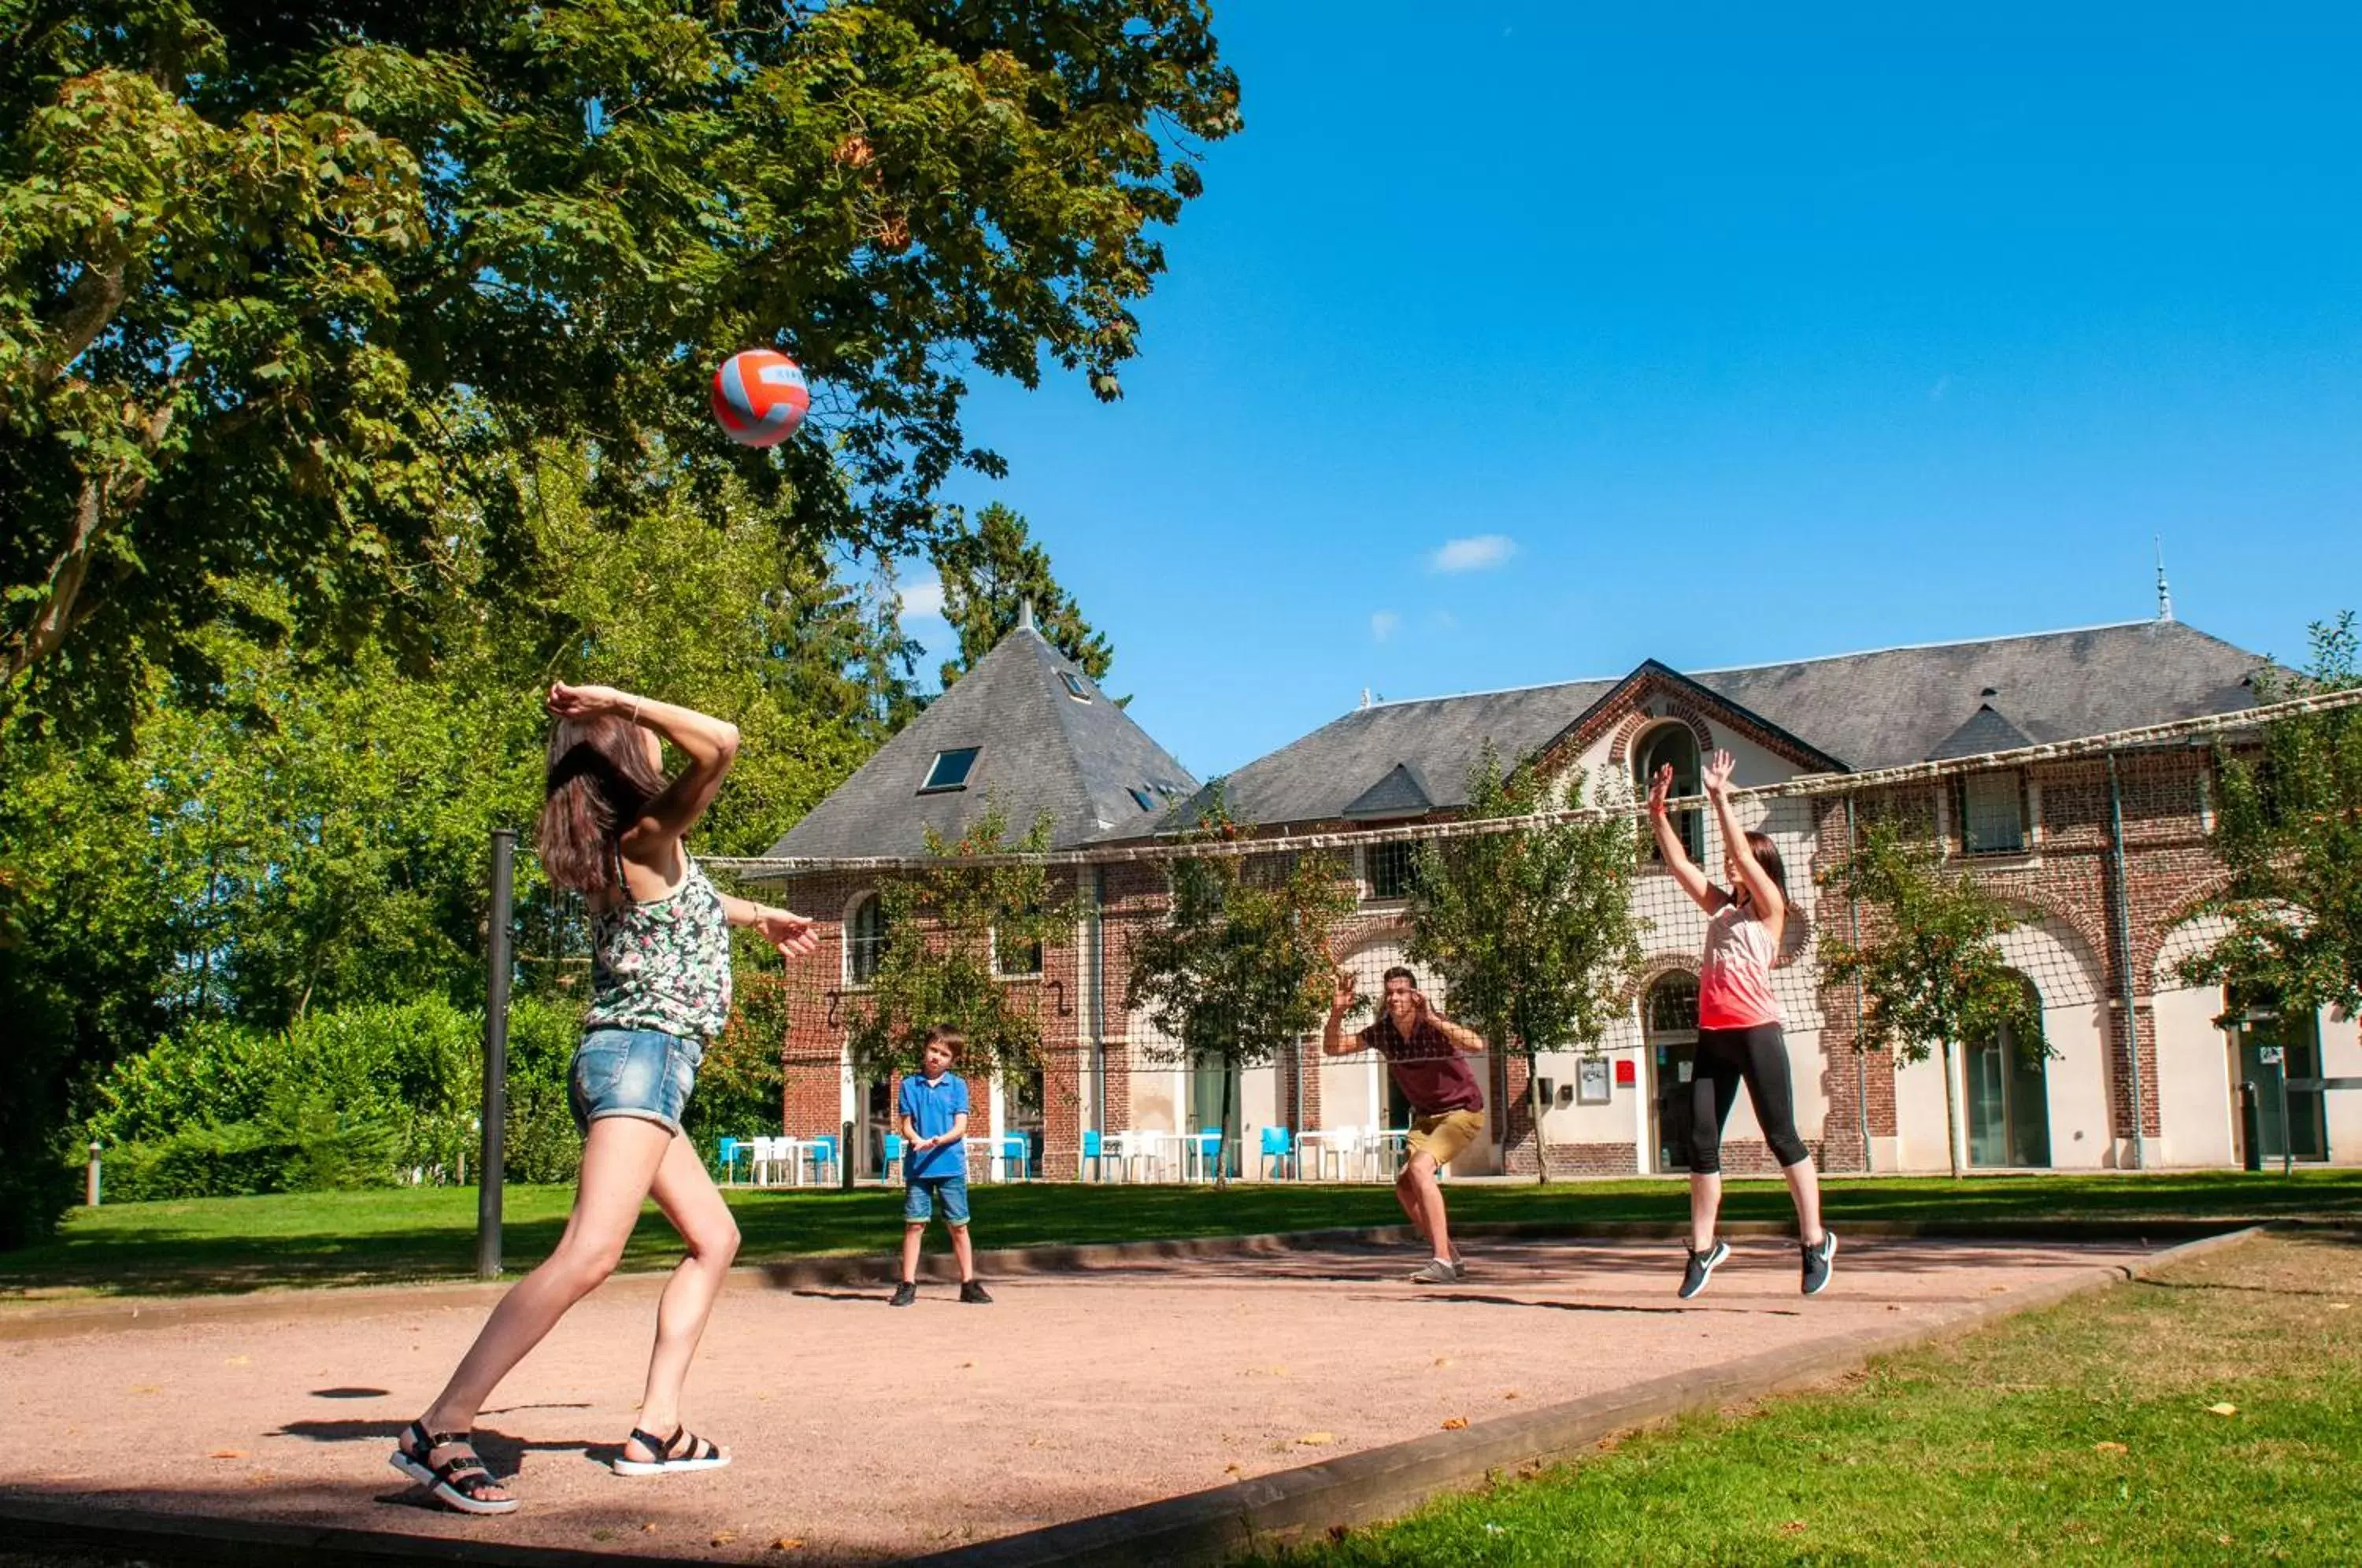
[890, 1026, 990, 1306]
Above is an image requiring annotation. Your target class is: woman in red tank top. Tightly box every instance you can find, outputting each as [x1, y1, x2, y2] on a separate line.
[1649, 750, 1836, 1300]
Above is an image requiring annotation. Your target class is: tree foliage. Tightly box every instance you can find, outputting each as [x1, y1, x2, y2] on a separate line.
[2178, 613, 2362, 1018]
[840, 801, 1068, 1080]
[1, 0, 1238, 731]
[1124, 791, 1353, 1185]
[931, 501, 1114, 687]
[1818, 819, 2044, 1178]
[0, 453, 915, 1241]
[1405, 746, 1647, 1182]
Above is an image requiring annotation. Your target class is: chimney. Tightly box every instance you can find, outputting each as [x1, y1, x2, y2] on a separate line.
[1017, 597, 1037, 633]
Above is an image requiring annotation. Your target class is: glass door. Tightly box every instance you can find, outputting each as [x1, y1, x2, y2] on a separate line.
[1645, 972, 1701, 1173]
[2238, 1000, 2327, 1163]
[1965, 1015, 2051, 1168]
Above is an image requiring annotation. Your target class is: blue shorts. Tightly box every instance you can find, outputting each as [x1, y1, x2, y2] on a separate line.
[903, 1173, 971, 1226]
[568, 1028, 702, 1137]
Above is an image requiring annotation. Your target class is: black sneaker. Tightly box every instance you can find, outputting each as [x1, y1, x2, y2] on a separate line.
[889, 1281, 917, 1307]
[1801, 1232, 1838, 1296]
[959, 1280, 993, 1304]
[1678, 1239, 1730, 1300]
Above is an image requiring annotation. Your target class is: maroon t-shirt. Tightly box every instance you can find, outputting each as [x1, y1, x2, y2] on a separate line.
[1357, 1015, 1485, 1115]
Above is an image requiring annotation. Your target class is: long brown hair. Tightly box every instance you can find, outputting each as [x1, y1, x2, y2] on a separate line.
[1733, 829, 1790, 915]
[537, 714, 666, 898]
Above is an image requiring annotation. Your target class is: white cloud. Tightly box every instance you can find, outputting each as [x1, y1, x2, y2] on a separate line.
[1929, 375, 1951, 402]
[899, 575, 946, 620]
[1371, 610, 1401, 642]
[1430, 534, 1516, 573]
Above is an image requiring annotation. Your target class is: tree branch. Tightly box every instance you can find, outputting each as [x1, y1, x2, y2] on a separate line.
[26, 261, 128, 390]
[4, 396, 177, 685]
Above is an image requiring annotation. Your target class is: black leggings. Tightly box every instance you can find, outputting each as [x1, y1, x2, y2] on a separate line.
[1686, 1023, 1810, 1174]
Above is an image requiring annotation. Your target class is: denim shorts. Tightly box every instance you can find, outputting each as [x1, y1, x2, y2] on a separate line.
[903, 1173, 972, 1226]
[568, 1028, 702, 1137]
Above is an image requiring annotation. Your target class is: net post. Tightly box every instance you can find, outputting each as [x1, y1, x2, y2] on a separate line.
[841, 1119, 855, 1190]
[2103, 753, 2147, 1170]
[478, 827, 516, 1280]
[1845, 795, 1871, 1173]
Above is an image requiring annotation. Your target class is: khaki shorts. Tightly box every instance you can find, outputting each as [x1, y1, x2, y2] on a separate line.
[1405, 1108, 1485, 1168]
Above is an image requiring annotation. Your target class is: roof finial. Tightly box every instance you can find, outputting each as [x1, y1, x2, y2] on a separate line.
[2154, 536, 2173, 623]
[1017, 597, 1036, 633]
[1360, 686, 1373, 711]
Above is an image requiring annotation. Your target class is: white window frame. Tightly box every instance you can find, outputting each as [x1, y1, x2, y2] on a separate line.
[842, 889, 889, 989]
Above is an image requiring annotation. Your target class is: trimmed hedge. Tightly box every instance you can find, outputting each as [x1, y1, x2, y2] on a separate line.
[87, 997, 587, 1200]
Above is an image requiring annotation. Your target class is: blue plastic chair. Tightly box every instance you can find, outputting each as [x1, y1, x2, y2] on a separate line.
[883, 1132, 906, 1182]
[804, 1133, 839, 1186]
[1079, 1128, 1106, 1182]
[1257, 1125, 1295, 1181]
[1189, 1126, 1226, 1182]
[996, 1133, 1032, 1182]
[715, 1137, 745, 1185]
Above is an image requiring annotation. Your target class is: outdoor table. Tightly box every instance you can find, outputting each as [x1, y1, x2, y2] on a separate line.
[1294, 1129, 1348, 1182]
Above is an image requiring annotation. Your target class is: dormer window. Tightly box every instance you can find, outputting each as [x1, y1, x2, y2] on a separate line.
[920, 747, 980, 793]
[1060, 671, 1093, 702]
[1127, 786, 1157, 812]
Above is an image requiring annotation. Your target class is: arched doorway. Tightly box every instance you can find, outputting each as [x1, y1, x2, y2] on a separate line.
[1644, 971, 1700, 1171]
[1635, 725, 1705, 864]
[1965, 976, 2050, 1167]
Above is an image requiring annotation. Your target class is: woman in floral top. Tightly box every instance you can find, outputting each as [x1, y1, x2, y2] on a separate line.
[392, 685, 816, 1515]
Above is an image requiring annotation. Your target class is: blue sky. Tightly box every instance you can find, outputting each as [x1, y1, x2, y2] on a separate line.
[895, 4, 2362, 781]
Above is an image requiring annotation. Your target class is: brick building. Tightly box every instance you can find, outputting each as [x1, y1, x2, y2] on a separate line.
[752, 615, 2361, 1178]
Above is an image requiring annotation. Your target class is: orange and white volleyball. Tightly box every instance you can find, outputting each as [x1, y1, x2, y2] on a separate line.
[711, 349, 811, 447]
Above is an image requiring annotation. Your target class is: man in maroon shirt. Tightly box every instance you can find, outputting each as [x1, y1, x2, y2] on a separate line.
[1323, 965, 1488, 1284]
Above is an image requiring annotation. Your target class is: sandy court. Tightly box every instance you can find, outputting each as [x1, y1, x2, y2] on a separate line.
[1, 1237, 2149, 1563]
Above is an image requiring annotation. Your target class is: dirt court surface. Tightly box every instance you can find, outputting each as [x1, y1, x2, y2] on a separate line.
[1, 1237, 2151, 1563]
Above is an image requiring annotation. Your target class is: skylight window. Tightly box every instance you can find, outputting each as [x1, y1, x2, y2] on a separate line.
[1060, 671, 1093, 701]
[921, 747, 981, 793]
[1127, 786, 1157, 812]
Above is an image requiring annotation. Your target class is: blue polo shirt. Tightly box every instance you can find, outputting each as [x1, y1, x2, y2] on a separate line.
[898, 1071, 969, 1181]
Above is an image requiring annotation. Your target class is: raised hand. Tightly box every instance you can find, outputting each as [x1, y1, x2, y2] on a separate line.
[1648, 763, 1674, 817]
[1331, 969, 1357, 1015]
[1703, 749, 1737, 796]
[546, 682, 632, 719]
[752, 906, 820, 962]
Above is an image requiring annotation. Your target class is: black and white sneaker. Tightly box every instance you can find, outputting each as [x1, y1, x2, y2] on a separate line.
[1678, 1239, 1731, 1300]
[1801, 1231, 1838, 1296]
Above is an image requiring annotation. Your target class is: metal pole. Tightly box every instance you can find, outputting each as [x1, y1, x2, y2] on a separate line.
[86, 1142, 102, 1207]
[1846, 797, 1871, 1173]
[2104, 755, 2147, 1170]
[1090, 867, 1108, 1134]
[477, 828, 516, 1279]
[841, 1119, 855, 1191]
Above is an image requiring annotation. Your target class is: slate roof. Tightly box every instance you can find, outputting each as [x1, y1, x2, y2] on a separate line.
[765, 626, 1195, 860]
[1179, 621, 2264, 832]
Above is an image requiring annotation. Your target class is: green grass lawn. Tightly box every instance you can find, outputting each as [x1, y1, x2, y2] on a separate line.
[1253, 1227, 2362, 1566]
[2, 1169, 2356, 1300]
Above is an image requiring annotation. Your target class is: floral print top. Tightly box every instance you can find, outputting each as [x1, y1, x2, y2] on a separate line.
[583, 853, 734, 1042]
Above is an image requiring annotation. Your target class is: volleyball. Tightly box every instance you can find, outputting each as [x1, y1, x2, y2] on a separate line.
[711, 349, 811, 447]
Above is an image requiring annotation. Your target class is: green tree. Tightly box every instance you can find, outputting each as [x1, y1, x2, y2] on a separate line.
[1405, 747, 1647, 1184]
[840, 802, 1068, 1084]
[1124, 793, 1353, 1189]
[1818, 820, 2044, 1179]
[2, 0, 1238, 732]
[0, 450, 917, 1241]
[2179, 613, 2362, 1019]
[931, 501, 1114, 688]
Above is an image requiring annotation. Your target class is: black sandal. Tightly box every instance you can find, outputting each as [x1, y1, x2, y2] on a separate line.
[614, 1423, 730, 1475]
[390, 1418, 518, 1515]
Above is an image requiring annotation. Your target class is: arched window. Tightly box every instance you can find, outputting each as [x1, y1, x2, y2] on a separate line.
[846, 893, 889, 986]
[1645, 971, 1700, 1041]
[1635, 723, 1705, 864]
